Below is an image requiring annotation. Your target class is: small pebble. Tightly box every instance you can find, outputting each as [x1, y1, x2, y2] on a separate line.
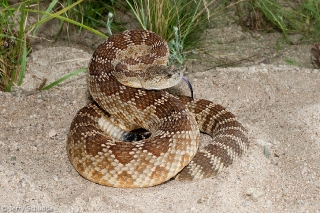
[271, 157, 279, 165]
[48, 129, 57, 138]
[246, 187, 265, 201]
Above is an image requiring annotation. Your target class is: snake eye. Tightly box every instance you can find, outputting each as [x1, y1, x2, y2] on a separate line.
[167, 73, 172, 78]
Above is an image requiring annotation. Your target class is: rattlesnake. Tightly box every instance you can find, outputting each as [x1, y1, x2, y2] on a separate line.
[67, 30, 249, 188]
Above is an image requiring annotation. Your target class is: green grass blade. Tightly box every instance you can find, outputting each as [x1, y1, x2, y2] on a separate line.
[125, 0, 147, 30]
[33, 0, 59, 35]
[256, 0, 288, 39]
[17, 39, 28, 86]
[41, 68, 87, 91]
[181, 0, 202, 43]
[25, 9, 107, 38]
[25, 0, 83, 33]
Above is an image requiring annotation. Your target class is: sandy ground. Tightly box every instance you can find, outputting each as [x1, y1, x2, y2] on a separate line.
[0, 43, 320, 212]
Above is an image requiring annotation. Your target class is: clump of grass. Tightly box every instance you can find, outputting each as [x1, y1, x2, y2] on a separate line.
[64, 0, 114, 29]
[0, 1, 32, 92]
[125, 0, 221, 66]
[284, 57, 298, 66]
[299, 0, 320, 39]
[0, 0, 108, 92]
[238, 0, 320, 42]
[58, 0, 122, 37]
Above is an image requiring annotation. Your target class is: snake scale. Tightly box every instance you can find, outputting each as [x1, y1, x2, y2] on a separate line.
[67, 30, 249, 188]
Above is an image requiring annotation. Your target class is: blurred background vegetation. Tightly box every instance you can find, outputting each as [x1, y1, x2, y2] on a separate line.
[1, 0, 319, 91]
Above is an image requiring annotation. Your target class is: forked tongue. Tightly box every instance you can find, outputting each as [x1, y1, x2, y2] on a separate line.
[182, 76, 194, 100]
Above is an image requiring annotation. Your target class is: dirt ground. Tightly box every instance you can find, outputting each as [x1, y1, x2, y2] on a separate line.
[1, 18, 320, 212]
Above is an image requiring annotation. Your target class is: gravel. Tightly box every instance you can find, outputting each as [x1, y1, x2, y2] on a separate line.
[1, 25, 320, 212]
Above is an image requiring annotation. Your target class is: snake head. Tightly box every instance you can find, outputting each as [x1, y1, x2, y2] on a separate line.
[114, 63, 183, 90]
[142, 65, 183, 90]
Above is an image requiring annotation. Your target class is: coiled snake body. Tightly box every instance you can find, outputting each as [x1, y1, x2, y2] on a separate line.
[67, 30, 248, 188]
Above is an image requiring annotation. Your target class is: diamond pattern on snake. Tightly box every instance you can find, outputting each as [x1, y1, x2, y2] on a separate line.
[67, 30, 249, 188]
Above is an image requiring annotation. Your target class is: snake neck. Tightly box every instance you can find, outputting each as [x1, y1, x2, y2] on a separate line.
[88, 73, 189, 132]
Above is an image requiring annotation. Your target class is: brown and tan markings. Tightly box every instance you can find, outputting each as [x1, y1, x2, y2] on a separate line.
[67, 30, 249, 188]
